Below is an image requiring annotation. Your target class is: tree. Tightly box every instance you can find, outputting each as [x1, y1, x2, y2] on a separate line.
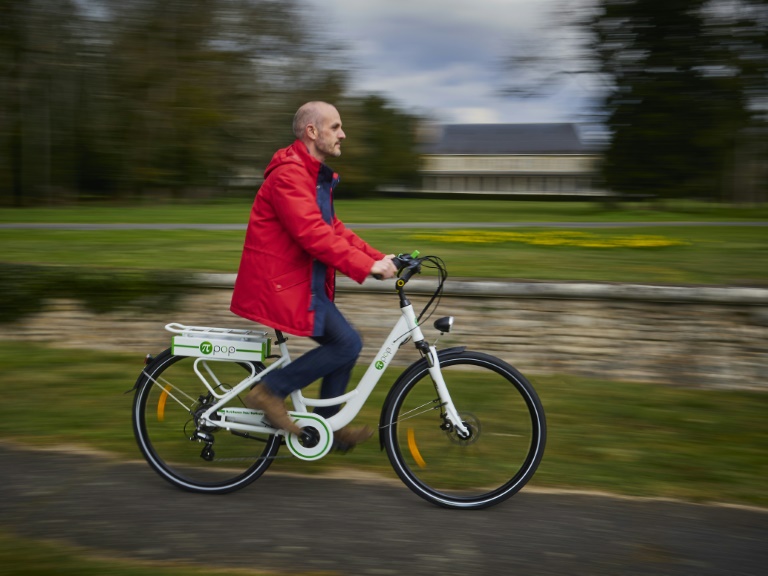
[0, 0, 425, 205]
[589, 0, 766, 200]
[333, 95, 423, 196]
[504, 0, 768, 202]
[0, 0, 83, 206]
[104, 0, 233, 196]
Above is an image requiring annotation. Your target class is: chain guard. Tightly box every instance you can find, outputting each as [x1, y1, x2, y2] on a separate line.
[285, 413, 333, 461]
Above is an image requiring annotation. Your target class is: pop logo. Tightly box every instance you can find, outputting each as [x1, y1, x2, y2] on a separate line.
[199, 341, 237, 356]
[375, 347, 392, 370]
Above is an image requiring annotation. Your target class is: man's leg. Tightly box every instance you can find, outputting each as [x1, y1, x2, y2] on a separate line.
[310, 305, 373, 448]
[245, 302, 363, 435]
[262, 302, 362, 401]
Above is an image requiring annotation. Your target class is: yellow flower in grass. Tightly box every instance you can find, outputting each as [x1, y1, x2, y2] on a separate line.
[412, 230, 689, 249]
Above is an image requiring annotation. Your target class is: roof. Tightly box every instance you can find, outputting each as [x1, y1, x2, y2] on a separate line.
[422, 123, 587, 155]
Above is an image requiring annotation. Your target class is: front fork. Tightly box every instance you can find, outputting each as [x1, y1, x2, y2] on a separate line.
[425, 345, 470, 438]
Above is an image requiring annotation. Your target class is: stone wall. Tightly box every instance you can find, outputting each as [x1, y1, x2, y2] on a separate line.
[3, 276, 767, 390]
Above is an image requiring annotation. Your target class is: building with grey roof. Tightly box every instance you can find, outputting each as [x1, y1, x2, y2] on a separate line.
[419, 123, 605, 197]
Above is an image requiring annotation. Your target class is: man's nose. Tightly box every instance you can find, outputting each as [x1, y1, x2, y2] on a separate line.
[339, 129, 346, 139]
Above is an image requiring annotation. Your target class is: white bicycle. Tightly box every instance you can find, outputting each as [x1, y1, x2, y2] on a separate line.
[131, 252, 546, 509]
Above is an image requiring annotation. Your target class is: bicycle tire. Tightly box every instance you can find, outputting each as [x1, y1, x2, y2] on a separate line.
[381, 350, 546, 509]
[132, 348, 280, 494]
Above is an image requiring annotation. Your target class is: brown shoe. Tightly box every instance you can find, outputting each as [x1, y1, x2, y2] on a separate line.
[244, 385, 302, 436]
[334, 425, 373, 452]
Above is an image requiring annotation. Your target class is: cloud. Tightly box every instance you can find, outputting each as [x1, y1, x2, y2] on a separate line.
[301, 0, 590, 123]
[321, 0, 547, 34]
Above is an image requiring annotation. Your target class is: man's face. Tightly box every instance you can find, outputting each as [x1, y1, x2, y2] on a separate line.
[313, 106, 345, 160]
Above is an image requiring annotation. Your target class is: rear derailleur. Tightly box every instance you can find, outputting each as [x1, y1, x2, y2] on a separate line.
[190, 394, 218, 461]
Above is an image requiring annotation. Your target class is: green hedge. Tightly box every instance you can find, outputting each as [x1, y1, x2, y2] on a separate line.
[0, 264, 197, 323]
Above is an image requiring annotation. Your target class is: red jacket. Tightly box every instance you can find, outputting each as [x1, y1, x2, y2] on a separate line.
[230, 141, 384, 336]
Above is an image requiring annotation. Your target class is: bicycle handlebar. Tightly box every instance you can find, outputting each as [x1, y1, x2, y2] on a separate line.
[392, 251, 422, 284]
[372, 250, 447, 327]
[372, 250, 421, 281]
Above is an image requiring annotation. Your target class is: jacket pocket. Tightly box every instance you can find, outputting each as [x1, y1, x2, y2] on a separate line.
[271, 266, 308, 292]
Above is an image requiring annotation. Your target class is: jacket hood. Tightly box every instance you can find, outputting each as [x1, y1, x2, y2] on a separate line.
[264, 140, 321, 179]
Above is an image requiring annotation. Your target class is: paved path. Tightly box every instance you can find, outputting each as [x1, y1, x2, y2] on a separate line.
[1, 221, 767, 230]
[2, 445, 766, 575]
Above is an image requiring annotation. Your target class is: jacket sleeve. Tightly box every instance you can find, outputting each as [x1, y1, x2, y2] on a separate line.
[269, 166, 378, 283]
[333, 217, 386, 261]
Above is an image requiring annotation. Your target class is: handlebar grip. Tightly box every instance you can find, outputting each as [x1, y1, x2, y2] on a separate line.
[372, 251, 420, 281]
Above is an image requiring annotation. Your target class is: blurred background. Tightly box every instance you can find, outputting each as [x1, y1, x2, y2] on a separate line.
[1, 1, 767, 574]
[1, 0, 766, 206]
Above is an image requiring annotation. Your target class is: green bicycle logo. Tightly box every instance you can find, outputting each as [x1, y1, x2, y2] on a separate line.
[200, 341, 213, 355]
[375, 346, 393, 370]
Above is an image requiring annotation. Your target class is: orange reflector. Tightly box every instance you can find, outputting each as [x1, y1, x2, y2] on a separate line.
[157, 385, 171, 421]
[407, 427, 427, 468]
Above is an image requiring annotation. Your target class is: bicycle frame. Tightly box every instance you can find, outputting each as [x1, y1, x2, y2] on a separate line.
[169, 299, 469, 447]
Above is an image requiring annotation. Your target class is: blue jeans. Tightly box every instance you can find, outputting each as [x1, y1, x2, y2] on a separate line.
[261, 301, 363, 419]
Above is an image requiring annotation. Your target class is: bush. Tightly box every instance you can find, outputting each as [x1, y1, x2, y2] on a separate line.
[0, 264, 195, 323]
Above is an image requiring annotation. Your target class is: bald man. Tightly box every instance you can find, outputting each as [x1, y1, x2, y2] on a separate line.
[231, 102, 397, 449]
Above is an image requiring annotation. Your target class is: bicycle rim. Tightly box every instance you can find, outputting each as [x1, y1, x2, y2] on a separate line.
[383, 352, 546, 509]
[133, 350, 280, 493]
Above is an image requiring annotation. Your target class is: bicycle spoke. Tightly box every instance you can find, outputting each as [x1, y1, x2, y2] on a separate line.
[143, 370, 198, 413]
[378, 398, 442, 429]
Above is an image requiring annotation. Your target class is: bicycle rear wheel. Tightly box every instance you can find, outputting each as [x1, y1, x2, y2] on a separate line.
[133, 348, 280, 493]
[381, 350, 546, 509]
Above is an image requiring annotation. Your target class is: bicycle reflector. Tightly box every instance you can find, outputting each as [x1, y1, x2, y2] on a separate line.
[157, 384, 172, 421]
[407, 428, 427, 468]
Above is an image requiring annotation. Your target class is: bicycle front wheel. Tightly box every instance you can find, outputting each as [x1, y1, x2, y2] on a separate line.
[381, 350, 546, 509]
[133, 349, 280, 494]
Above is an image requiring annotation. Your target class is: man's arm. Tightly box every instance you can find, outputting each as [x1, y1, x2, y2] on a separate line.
[269, 169, 378, 283]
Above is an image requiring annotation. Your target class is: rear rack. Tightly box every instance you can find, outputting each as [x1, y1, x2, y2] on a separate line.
[165, 323, 270, 362]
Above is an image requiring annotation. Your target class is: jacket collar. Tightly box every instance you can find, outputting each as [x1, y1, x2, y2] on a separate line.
[293, 139, 323, 171]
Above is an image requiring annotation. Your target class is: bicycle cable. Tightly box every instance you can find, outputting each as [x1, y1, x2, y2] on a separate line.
[414, 255, 447, 325]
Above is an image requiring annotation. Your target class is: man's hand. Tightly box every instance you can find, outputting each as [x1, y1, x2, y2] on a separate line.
[370, 255, 398, 279]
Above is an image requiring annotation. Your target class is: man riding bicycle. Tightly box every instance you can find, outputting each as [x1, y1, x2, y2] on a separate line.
[230, 101, 398, 449]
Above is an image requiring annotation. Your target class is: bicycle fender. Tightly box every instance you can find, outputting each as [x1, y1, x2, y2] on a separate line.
[378, 346, 467, 450]
[125, 349, 170, 394]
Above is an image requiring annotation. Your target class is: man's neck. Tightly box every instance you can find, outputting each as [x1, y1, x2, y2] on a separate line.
[301, 140, 325, 163]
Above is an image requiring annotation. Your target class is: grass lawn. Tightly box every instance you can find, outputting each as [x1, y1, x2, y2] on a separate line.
[2, 199, 767, 285]
[2, 198, 768, 224]
[1, 224, 766, 285]
[0, 530, 277, 576]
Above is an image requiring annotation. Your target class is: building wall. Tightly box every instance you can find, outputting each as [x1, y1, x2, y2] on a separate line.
[420, 154, 604, 196]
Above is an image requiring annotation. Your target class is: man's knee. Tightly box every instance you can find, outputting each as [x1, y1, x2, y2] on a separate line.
[321, 308, 363, 360]
[339, 328, 363, 360]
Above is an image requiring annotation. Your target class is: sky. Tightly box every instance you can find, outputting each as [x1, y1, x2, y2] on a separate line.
[301, 0, 595, 125]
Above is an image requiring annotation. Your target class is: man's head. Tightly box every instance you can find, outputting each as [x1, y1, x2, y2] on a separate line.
[293, 101, 345, 163]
